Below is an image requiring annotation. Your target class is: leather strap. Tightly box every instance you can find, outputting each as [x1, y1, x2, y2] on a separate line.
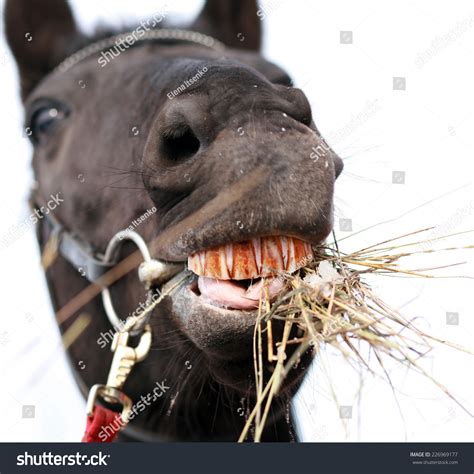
[31, 189, 116, 282]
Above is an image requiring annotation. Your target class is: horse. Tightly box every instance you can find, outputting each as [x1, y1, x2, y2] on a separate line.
[5, 0, 343, 441]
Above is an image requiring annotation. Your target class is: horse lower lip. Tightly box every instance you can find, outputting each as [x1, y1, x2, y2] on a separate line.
[196, 276, 286, 310]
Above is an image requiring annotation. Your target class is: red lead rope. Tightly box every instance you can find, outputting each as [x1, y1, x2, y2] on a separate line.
[81, 326, 153, 442]
[82, 405, 122, 443]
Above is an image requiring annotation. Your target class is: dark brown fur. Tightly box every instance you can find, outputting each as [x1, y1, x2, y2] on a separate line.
[5, 0, 343, 441]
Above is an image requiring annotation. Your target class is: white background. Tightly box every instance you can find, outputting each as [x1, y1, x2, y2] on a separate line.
[0, 0, 472, 442]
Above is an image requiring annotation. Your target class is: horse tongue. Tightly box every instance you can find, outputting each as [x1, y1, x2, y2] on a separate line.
[197, 276, 285, 310]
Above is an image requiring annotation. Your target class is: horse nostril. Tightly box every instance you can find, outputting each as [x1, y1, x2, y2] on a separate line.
[277, 86, 313, 127]
[160, 124, 200, 163]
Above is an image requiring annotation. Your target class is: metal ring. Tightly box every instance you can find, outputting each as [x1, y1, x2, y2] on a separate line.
[103, 230, 152, 264]
[101, 230, 152, 332]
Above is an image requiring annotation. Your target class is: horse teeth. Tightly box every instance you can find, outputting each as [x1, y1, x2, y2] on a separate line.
[252, 238, 262, 273]
[187, 236, 313, 280]
[260, 236, 284, 275]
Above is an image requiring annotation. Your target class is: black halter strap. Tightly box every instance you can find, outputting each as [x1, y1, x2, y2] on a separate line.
[30, 187, 115, 282]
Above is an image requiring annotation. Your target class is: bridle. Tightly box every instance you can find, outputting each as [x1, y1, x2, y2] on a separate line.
[31, 183, 184, 333]
[31, 164, 188, 443]
[55, 28, 226, 73]
[31, 28, 226, 442]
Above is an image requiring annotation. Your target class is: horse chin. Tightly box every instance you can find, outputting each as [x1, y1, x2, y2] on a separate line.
[167, 273, 312, 394]
[167, 235, 313, 348]
[169, 274, 258, 358]
[166, 235, 312, 363]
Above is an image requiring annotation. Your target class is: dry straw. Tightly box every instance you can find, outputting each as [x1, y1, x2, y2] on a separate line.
[239, 227, 474, 442]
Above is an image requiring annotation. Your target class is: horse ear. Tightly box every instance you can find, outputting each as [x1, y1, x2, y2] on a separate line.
[192, 0, 262, 51]
[4, 0, 82, 100]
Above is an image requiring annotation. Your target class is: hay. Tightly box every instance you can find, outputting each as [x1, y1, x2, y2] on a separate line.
[239, 228, 474, 442]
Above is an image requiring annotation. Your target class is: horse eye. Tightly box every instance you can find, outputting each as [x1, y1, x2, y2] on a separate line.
[27, 105, 68, 144]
